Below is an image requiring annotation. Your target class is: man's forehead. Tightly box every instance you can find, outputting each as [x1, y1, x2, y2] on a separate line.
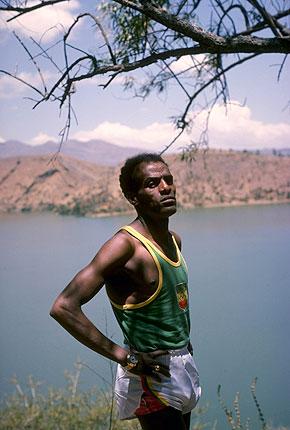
[135, 161, 171, 178]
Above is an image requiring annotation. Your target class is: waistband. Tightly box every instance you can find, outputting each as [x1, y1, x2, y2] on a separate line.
[167, 347, 189, 356]
[123, 343, 190, 356]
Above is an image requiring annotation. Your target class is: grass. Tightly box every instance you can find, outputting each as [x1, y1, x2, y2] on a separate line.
[0, 363, 288, 430]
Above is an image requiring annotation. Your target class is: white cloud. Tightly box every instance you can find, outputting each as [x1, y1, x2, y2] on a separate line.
[73, 121, 177, 151]
[205, 103, 290, 150]
[30, 132, 57, 146]
[0, 135, 5, 143]
[72, 102, 290, 151]
[0, 0, 80, 42]
[170, 54, 206, 74]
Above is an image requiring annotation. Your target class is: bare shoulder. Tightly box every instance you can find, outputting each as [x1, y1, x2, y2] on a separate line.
[92, 229, 136, 273]
[52, 229, 137, 305]
[170, 230, 182, 250]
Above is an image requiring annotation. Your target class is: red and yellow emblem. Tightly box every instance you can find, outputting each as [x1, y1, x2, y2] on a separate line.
[175, 283, 188, 310]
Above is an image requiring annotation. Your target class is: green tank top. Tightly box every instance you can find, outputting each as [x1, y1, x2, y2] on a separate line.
[109, 226, 190, 352]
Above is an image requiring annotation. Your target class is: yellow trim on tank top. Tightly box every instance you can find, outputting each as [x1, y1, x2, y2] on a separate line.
[109, 232, 163, 310]
[122, 225, 181, 267]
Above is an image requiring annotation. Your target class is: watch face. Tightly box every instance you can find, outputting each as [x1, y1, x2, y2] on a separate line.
[128, 353, 138, 365]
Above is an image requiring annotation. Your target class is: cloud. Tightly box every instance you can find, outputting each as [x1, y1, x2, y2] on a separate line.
[73, 121, 176, 151]
[205, 103, 290, 150]
[170, 54, 206, 74]
[30, 132, 57, 146]
[0, 0, 80, 42]
[72, 103, 290, 151]
[0, 136, 5, 143]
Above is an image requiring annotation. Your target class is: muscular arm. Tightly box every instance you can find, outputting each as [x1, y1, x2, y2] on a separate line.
[50, 232, 133, 366]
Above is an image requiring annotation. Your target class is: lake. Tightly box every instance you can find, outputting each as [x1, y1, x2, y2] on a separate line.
[0, 204, 289, 428]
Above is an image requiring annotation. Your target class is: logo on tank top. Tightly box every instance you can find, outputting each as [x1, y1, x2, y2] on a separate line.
[175, 282, 188, 310]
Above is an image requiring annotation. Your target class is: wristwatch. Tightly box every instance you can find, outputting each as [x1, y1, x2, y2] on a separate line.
[124, 351, 139, 370]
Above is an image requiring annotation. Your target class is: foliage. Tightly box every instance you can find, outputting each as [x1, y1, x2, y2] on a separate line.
[0, 365, 289, 430]
[0, 1, 289, 150]
[0, 361, 210, 430]
[217, 377, 285, 430]
[0, 363, 140, 430]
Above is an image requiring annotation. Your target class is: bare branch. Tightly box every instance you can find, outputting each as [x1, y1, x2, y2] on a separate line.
[160, 128, 186, 155]
[1, 0, 289, 152]
[247, 0, 284, 37]
[13, 31, 47, 94]
[236, 7, 290, 38]
[0, 69, 44, 96]
[180, 53, 259, 124]
[0, 0, 68, 22]
[277, 54, 288, 81]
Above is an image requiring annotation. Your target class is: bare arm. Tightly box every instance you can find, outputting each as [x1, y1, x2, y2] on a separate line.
[50, 232, 133, 366]
[50, 230, 171, 378]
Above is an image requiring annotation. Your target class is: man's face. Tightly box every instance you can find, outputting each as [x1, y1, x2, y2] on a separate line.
[132, 161, 177, 218]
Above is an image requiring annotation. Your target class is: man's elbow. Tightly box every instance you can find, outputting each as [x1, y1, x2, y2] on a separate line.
[49, 297, 66, 320]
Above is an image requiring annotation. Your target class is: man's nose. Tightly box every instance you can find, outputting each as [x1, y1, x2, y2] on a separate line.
[159, 179, 171, 193]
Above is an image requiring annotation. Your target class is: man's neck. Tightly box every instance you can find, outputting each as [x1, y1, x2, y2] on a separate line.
[136, 215, 170, 243]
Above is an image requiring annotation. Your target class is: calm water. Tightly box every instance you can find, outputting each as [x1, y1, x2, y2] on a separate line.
[0, 205, 290, 428]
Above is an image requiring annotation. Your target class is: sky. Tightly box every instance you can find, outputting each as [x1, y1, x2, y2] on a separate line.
[0, 0, 289, 153]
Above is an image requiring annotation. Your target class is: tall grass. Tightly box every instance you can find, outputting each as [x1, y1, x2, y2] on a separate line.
[0, 362, 207, 430]
[0, 361, 140, 430]
[0, 364, 288, 430]
[217, 378, 289, 430]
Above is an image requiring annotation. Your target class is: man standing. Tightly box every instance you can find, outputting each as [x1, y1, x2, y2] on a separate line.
[50, 153, 201, 430]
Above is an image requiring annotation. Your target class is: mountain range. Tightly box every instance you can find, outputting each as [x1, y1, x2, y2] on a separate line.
[0, 139, 145, 166]
[1, 139, 290, 165]
[1, 144, 289, 217]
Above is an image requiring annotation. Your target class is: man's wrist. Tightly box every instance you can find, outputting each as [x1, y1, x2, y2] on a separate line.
[123, 351, 139, 370]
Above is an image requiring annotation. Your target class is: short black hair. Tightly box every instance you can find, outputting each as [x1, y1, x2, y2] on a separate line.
[119, 152, 167, 199]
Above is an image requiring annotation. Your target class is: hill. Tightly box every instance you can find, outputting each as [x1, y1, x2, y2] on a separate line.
[0, 150, 289, 217]
[0, 139, 145, 166]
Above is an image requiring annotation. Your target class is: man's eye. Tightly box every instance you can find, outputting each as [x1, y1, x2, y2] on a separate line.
[147, 180, 157, 188]
[146, 179, 159, 188]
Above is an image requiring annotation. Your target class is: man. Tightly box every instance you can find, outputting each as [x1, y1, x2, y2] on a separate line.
[50, 153, 201, 430]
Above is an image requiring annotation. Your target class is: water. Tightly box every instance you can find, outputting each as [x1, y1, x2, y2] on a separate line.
[0, 205, 289, 428]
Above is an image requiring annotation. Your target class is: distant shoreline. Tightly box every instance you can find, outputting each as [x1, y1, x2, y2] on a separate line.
[1, 150, 289, 217]
[1, 199, 289, 219]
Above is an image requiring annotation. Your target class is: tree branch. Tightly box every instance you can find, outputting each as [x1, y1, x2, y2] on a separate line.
[0, 69, 44, 96]
[114, 0, 290, 53]
[247, 0, 283, 37]
[0, 0, 68, 22]
[236, 8, 290, 37]
[1, 0, 289, 153]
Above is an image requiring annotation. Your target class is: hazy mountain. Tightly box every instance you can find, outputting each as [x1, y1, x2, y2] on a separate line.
[1, 150, 289, 217]
[259, 148, 290, 157]
[0, 139, 146, 166]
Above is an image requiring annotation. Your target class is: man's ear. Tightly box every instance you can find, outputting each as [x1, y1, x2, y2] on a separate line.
[127, 193, 139, 207]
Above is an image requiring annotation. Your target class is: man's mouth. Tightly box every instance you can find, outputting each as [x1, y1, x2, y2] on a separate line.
[161, 196, 176, 205]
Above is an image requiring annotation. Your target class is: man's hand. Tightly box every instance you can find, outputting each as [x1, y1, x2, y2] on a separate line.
[129, 350, 170, 382]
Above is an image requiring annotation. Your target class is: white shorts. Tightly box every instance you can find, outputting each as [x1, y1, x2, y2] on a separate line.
[114, 347, 201, 420]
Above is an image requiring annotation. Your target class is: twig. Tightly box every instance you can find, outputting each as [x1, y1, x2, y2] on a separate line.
[2, 0, 68, 22]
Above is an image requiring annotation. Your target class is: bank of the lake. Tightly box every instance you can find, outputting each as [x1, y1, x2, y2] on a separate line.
[1, 204, 289, 428]
[1, 150, 289, 217]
